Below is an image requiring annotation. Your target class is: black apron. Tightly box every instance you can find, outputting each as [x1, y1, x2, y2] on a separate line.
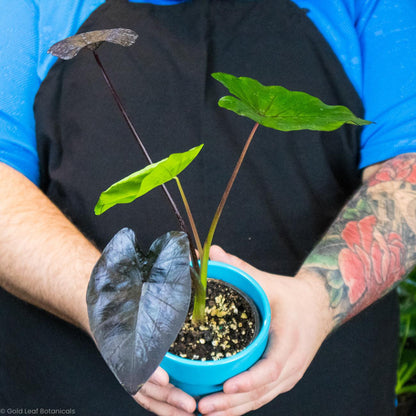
[0, 0, 398, 414]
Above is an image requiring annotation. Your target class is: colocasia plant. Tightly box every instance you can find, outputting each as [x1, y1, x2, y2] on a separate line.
[49, 28, 370, 395]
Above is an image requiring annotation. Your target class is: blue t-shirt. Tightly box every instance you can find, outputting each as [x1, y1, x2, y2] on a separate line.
[1, 0, 416, 185]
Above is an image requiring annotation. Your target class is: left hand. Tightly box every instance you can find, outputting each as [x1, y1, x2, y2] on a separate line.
[197, 246, 335, 415]
[133, 367, 197, 415]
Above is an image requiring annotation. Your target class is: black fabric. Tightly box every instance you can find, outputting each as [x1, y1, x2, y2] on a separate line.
[0, 0, 398, 414]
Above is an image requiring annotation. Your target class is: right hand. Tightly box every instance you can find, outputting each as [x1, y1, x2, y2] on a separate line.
[133, 367, 197, 415]
[197, 246, 333, 415]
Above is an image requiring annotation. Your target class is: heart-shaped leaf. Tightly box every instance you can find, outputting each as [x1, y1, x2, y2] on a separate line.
[95, 144, 203, 215]
[87, 228, 191, 395]
[212, 73, 371, 131]
[48, 28, 138, 60]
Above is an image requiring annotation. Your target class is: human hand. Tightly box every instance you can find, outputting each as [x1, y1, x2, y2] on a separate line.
[198, 246, 335, 415]
[133, 367, 197, 415]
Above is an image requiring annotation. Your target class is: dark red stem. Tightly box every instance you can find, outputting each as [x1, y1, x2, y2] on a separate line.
[92, 50, 200, 273]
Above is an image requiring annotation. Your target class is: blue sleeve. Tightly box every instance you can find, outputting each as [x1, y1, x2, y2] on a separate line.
[3, 0, 416, 185]
[355, 0, 416, 168]
[0, 0, 41, 185]
[0, 0, 105, 186]
[0, 0, 180, 187]
[295, 0, 416, 169]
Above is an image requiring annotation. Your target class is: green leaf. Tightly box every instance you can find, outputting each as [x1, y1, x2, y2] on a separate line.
[401, 304, 416, 318]
[327, 270, 345, 290]
[95, 144, 203, 215]
[343, 208, 360, 220]
[212, 73, 372, 131]
[399, 384, 416, 394]
[329, 286, 344, 308]
[399, 358, 416, 389]
[304, 253, 337, 268]
[356, 198, 371, 214]
[342, 199, 371, 221]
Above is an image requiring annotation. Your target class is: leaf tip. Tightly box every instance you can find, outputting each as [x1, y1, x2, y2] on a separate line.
[211, 72, 239, 88]
[195, 143, 204, 153]
[211, 72, 223, 81]
[351, 118, 373, 127]
[94, 199, 105, 216]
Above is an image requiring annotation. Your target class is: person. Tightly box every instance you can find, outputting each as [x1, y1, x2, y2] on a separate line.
[1, 0, 416, 415]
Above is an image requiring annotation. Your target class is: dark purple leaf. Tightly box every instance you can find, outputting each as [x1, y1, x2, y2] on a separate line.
[48, 28, 138, 60]
[87, 228, 191, 395]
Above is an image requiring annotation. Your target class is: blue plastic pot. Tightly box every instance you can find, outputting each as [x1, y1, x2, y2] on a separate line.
[161, 261, 271, 397]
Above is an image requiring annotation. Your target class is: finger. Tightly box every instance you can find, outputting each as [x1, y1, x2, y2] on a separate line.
[199, 364, 305, 416]
[134, 391, 195, 416]
[148, 366, 170, 386]
[198, 380, 277, 415]
[200, 329, 302, 413]
[221, 327, 292, 395]
[223, 356, 281, 394]
[201, 375, 300, 416]
[200, 390, 275, 416]
[198, 346, 284, 414]
[134, 382, 196, 415]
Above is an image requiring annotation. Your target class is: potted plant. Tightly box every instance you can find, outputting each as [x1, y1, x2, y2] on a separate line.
[48, 28, 370, 398]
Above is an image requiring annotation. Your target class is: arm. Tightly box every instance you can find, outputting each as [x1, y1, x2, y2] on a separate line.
[0, 161, 198, 414]
[198, 153, 416, 415]
[0, 162, 99, 331]
[0, 162, 197, 415]
[300, 153, 416, 325]
[0, 162, 197, 413]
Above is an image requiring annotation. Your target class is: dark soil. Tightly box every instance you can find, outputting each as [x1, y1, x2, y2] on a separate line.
[169, 279, 258, 361]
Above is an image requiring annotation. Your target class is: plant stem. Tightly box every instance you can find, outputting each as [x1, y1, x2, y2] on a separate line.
[205, 122, 259, 250]
[398, 315, 410, 364]
[92, 50, 200, 274]
[174, 177, 203, 256]
[202, 122, 259, 268]
[93, 51, 152, 164]
[192, 278, 207, 323]
[192, 122, 260, 323]
[190, 267, 206, 323]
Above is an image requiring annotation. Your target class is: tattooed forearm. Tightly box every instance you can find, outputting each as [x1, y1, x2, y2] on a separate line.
[301, 153, 416, 325]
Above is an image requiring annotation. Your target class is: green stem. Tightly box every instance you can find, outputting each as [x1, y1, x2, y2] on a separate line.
[174, 177, 203, 256]
[399, 315, 411, 365]
[191, 267, 207, 323]
[192, 122, 260, 323]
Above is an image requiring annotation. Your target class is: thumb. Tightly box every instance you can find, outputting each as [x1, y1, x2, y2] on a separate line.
[209, 245, 261, 277]
[148, 366, 170, 387]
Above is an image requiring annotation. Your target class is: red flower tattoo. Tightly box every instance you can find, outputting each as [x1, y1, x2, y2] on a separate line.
[338, 215, 405, 307]
[369, 156, 416, 186]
